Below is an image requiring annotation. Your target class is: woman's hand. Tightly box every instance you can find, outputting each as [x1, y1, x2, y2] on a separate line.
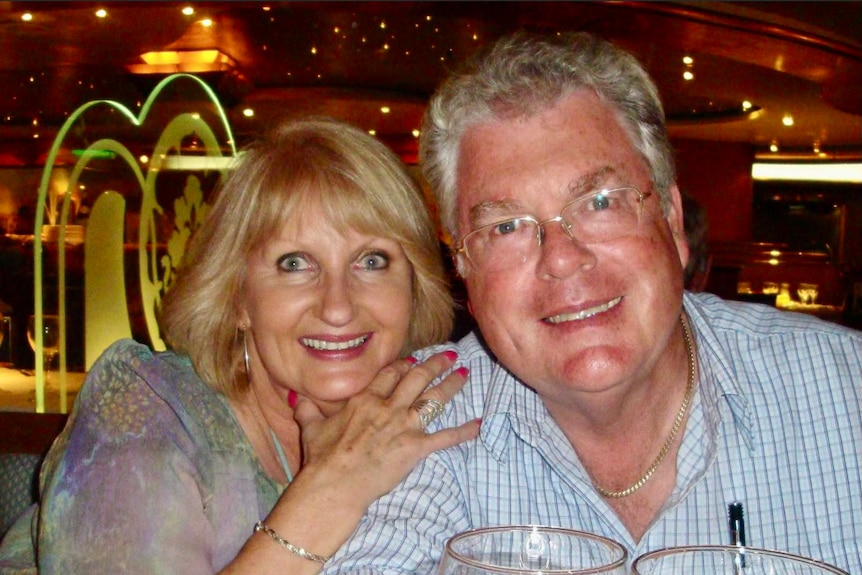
[291, 350, 478, 508]
[228, 351, 478, 574]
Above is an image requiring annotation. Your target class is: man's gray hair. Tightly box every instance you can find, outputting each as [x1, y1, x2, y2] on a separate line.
[420, 31, 676, 239]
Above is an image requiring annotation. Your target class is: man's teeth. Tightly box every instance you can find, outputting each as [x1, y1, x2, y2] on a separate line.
[545, 296, 622, 324]
[301, 335, 368, 351]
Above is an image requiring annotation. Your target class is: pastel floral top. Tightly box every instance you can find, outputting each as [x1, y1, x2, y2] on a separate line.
[0, 339, 282, 574]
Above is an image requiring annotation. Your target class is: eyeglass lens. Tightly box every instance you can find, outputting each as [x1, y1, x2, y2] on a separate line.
[462, 187, 644, 272]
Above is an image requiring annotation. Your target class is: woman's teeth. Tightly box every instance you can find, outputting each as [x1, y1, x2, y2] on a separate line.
[545, 296, 622, 324]
[301, 335, 368, 351]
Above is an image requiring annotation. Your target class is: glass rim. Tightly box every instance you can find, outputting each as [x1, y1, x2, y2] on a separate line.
[631, 544, 849, 575]
[444, 525, 628, 575]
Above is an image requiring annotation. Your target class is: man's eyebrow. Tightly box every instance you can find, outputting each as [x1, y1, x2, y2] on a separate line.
[566, 166, 617, 198]
[468, 199, 523, 227]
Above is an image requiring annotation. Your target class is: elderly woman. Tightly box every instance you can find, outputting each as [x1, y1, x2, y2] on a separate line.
[0, 118, 479, 574]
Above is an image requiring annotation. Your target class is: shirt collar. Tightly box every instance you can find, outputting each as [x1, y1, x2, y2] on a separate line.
[477, 296, 759, 463]
[683, 294, 757, 452]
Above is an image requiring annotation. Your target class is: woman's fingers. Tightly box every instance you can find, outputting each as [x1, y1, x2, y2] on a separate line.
[385, 350, 460, 406]
[291, 391, 324, 428]
[364, 356, 418, 397]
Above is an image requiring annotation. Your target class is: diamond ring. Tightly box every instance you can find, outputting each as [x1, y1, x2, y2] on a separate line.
[411, 398, 445, 430]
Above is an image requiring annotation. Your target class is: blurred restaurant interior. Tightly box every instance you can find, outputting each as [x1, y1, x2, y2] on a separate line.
[0, 1, 860, 418]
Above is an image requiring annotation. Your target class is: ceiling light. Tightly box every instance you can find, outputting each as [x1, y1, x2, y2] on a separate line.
[21, 13, 33, 22]
[682, 71, 694, 81]
[200, 18, 213, 27]
[769, 142, 779, 153]
[242, 108, 254, 117]
[380, 106, 391, 114]
[682, 56, 693, 65]
[412, 129, 420, 138]
[812, 141, 820, 154]
[742, 101, 752, 111]
[752, 163, 862, 183]
[161, 156, 236, 171]
[782, 114, 794, 127]
[130, 50, 237, 74]
[182, 6, 194, 16]
[95, 9, 107, 18]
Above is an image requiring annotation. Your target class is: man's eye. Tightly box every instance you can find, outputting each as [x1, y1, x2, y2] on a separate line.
[277, 253, 312, 272]
[358, 250, 390, 270]
[492, 219, 523, 236]
[588, 193, 612, 211]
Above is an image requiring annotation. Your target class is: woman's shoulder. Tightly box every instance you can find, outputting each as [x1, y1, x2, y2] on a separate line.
[71, 339, 232, 445]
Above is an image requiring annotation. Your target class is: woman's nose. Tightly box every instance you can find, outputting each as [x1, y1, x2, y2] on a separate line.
[319, 273, 355, 325]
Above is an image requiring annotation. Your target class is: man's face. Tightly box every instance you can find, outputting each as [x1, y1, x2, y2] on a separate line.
[455, 90, 689, 409]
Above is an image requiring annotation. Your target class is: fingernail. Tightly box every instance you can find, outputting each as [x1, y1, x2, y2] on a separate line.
[455, 366, 469, 377]
[288, 390, 298, 408]
[443, 350, 458, 361]
[475, 418, 482, 427]
[405, 356, 418, 365]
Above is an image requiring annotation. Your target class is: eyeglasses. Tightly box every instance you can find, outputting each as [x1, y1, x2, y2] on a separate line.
[455, 187, 652, 272]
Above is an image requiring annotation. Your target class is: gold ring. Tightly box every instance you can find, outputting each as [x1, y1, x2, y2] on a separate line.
[411, 398, 445, 430]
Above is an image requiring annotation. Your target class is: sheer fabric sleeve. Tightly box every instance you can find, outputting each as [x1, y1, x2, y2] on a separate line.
[36, 341, 219, 575]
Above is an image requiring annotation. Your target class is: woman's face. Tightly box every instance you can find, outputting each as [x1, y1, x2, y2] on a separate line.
[240, 199, 414, 412]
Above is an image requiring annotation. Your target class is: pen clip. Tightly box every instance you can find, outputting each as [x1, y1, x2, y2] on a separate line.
[728, 501, 747, 569]
[727, 501, 746, 547]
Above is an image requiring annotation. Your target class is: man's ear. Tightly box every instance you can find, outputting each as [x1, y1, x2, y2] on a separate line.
[666, 184, 690, 270]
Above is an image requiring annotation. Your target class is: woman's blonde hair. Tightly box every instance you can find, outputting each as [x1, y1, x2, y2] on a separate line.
[159, 117, 453, 397]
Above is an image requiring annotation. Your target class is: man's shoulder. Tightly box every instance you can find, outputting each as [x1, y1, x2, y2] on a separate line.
[686, 291, 862, 343]
[413, 331, 494, 364]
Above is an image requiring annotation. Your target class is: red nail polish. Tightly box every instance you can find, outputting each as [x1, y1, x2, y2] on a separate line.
[475, 418, 482, 427]
[455, 366, 469, 377]
[405, 356, 418, 365]
[443, 350, 458, 361]
[288, 390, 298, 408]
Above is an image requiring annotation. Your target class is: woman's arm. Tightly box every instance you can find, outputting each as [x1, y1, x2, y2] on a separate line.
[223, 351, 479, 575]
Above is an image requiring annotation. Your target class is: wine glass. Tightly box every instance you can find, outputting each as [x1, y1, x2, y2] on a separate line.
[632, 545, 849, 575]
[438, 526, 627, 575]
[27, 314, 60, 387]
[797, 283, 819, 306]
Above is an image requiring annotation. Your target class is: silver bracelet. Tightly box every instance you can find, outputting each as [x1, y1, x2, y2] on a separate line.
[254, 521, 330, 564]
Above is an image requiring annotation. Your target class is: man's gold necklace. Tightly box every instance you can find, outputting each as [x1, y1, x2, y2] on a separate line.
[592, 314, 696, 499]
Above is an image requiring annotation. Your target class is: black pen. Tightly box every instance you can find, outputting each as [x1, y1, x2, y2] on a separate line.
[728, 501, 747, 568]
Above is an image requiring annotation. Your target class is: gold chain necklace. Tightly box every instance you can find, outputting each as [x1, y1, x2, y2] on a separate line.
[593, 314, 696, 499]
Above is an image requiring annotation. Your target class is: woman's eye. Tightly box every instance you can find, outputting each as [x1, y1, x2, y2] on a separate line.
[277, 253, 313, 272]
[357, 250, 390, 271]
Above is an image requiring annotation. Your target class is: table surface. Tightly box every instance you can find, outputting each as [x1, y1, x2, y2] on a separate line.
[0, 366, 84, 413]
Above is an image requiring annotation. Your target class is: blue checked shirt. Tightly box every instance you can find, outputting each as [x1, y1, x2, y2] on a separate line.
[325, 292, 862, 574]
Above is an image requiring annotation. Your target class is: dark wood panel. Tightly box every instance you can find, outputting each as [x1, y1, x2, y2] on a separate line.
[0, 412, 68, 454]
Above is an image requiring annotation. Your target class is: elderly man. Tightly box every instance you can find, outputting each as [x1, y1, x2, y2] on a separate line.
[325, 31, 862, 573]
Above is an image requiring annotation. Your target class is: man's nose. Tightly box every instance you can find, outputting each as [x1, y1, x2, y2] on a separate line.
[536, 220, 596, 278]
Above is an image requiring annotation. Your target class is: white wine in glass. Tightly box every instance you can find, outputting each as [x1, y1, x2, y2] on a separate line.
[27, 314, 60, 387]
[632, 545, 849, 575]
[438, 526, 627, 575]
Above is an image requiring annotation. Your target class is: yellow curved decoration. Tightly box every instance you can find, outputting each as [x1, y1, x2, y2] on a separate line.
[32, 73, 238, 412]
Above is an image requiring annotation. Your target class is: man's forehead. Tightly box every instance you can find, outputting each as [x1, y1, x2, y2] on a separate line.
[461, 166, 621, 222]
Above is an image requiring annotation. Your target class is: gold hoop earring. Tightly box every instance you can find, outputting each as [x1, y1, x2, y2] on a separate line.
[242, 329, 251, 380]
